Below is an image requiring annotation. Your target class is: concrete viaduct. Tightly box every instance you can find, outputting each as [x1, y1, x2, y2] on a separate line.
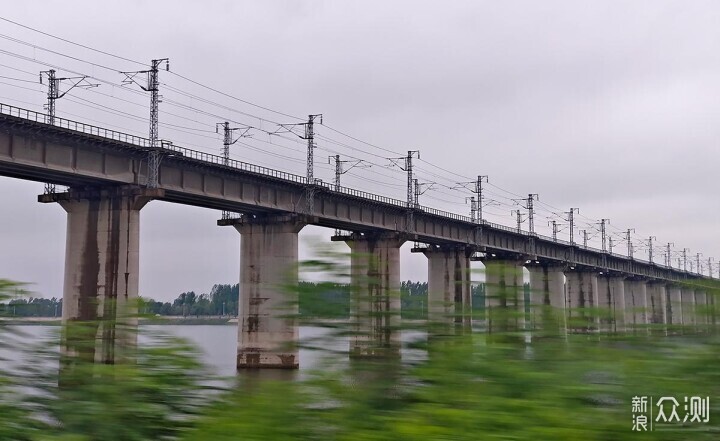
[0, 103, 715, 368]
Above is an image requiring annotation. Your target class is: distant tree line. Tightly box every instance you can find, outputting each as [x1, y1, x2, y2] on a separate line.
[0, 297, 62, 317]
[0, 281, 530, 319]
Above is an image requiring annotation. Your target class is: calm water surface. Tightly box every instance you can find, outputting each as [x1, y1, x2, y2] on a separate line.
[3, 324, 426, 381]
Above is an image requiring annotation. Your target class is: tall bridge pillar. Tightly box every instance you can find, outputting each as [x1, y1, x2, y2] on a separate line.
[680, 287, 697, 329]
[526, 263, 566, 333]
[413, 244, 472, 331]
[624, 279, 649, 330]
[666, 285, 683, 327]
[565, 269, 599, 332]
[338, 232, 404, 358]
[229, 215, 305, 369]
[39, 186, 162, 364]
[482, 257, 525, 333]
[694, 289, 708, 329]
[597, 274, 627, 333]
[646, 282, 668, 326]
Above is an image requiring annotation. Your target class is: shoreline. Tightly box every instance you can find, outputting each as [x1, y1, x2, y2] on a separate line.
[0, 316, 239, 326]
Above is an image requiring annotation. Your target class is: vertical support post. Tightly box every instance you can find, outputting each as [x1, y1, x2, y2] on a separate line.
[527, 263, 566, 334]
[623, 279, 649, 331]
[607, 275, 627, 332]
[482, 258, 525, 333]
[233, 216, 305, 368]
[39, 186, 161, 364]
[680, 287, 696, 330]
[666, 285, 683, 328]
[417, 245, 472, 332]
[565, 269, 599, 332]
[342, 232, 404, 358]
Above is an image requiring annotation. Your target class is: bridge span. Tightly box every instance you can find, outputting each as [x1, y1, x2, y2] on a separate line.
[0, 102, 715, 368]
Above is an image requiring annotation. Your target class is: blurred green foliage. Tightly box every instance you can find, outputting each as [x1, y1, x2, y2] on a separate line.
[1, 275, 720, 440]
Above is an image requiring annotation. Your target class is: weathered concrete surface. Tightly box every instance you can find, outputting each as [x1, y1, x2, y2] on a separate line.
[527, 264, 566, 333]
[646, 282, 667, 325]
[694, 290, 708, 328]
[233, 215, 305, 369]
[565, 270, 599, 332]
[0, 116, 712, 285]
[666, 285, 683, 326]
[596, 275, 627, 332]
[419, 245, 472, 330]
[483, 259, 525, 332]
[624, 279, 649, 330]
[39, 186, 161, 364]
[681, 288, 697, 327]
[342, 232, 404, 358]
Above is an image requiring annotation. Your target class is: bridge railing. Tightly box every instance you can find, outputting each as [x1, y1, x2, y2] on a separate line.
[0, 102, 712, 279]
[0, 103, 151, 147]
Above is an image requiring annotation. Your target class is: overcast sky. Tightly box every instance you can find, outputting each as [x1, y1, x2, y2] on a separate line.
[0, 1, 718, 301]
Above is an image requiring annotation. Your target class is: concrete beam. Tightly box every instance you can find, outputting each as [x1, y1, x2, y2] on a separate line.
[39, 185, 162, 364]
[232, 215, 305, 369]
[341, 232, 404, 358]
[415, 245, 472, 331]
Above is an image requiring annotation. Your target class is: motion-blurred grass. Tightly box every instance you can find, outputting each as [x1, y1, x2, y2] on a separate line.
[1, 270, 719, 440]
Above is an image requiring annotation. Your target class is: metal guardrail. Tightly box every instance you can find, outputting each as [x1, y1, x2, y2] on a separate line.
[0, 103, 150, 147]
[0, 102, 710, 278]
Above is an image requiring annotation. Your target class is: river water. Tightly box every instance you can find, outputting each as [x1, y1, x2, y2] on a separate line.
[2, 324, 427, 382]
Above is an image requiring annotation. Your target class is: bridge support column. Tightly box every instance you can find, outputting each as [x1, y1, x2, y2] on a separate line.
[39, 186, 162, 364]
[680, 288, 696, 329]
[526, 263, 566, 334]
[666, 285, 683, 328]
[231, 215, 305, 369]
[340, 232, 404, 358]
[414, 245, 472, 331]
[624, 279, 649, 330]
[646, 282, 667, 326]
[565, 269, 599, 332]
[694, 290, 708, 330]
[482, 258, 525, 333]
[597, 274, 627, 333]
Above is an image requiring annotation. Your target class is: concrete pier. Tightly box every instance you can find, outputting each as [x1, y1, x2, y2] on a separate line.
[526, 263, 566, 332]
[646, 282, 667, 326]
[416, 245, 472, 330]
[694, 290, 708, 328]
[597, 274, 627, 332]
[666, 285, 683, 326]
[483, 258, 525, 332]
[39, 186, 161, 364]
[565, 270, 599, 332]
[680, 288, 697, 328]
[233, 215, 305, 369]
[341, 232, 404, 358]
[624, 279, 649, 330]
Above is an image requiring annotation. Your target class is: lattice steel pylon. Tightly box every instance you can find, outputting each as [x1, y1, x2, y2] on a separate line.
[216, 121, 252, 219]
[121, 58, 169, 188]
[40, 69, 97, 193]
